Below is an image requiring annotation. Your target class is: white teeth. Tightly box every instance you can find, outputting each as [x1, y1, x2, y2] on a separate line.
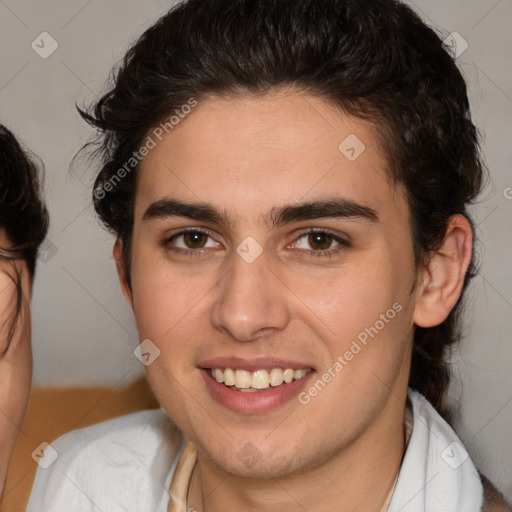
[269, 368, 284, 387]
[209, 367, 311, 391]
[234, 369, 251, 389]
[251, 370, 270, 389]
[283, 369, 294, 383]
[223, 368, 235, 386]
[294, 369, 308, 380]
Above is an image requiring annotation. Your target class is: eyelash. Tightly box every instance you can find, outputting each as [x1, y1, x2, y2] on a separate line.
[291, 228, 350, 259]
[160, 228, 350, 259]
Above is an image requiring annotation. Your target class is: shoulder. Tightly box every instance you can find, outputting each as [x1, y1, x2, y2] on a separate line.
[27, 408, 184, 512]
[408, 389, 511, 512]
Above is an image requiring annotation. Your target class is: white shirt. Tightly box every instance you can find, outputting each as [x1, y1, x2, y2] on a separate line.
[27, 388, 483, 512]
[27, 409, 185, 512]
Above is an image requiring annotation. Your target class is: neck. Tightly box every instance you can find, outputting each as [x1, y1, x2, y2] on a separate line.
[187, 390, 407, 512]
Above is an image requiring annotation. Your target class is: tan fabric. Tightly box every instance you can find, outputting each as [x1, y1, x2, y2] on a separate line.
[167, 442, 198, 512]
[481, 474, 512, 511]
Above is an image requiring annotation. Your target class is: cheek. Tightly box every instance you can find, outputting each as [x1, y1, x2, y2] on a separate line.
[292, 274, 413, 432]
[130, 251, 213, 347]
[290, 252, 411, 338]
[287, 249, 415, 401]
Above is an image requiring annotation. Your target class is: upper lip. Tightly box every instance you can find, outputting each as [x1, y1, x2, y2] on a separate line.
[198, 356, 314, 372]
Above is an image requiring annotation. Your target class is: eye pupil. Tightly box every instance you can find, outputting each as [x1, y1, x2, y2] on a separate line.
[308, 233, 332, 250]
[184, 232, 207, 248]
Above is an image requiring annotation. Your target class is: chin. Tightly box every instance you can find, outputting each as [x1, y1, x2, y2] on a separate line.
[196, 434, 312, 480]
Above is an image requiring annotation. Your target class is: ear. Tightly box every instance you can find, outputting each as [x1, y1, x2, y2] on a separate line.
[113, 239, 133, 306]
[413, 214, 473, 328]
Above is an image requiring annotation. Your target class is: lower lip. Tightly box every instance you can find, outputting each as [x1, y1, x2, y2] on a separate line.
[199, 369, 315, 414]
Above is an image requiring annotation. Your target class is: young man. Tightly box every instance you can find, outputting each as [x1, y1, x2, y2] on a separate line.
[0, 124, 48, 498]
[27, 0, 511, 510]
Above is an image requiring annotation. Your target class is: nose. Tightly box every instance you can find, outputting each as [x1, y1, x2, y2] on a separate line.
[210, 247, 291, 342]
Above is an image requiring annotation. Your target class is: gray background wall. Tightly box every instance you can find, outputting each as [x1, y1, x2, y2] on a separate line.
[0, 0, 510, 501]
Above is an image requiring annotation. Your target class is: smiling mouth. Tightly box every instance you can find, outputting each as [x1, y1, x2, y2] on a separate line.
[208, 367, 312, 392]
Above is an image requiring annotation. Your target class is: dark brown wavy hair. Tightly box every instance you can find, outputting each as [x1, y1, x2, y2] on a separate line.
[79, 0, 485, 417]
[0, 124, 49, 353]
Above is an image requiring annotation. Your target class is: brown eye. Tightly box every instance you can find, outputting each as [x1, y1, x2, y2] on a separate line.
[162, 229, 220, 254]
[291, 229, 349, 259]
[182, 231, 208, 248]
[307, 232, 334, 251]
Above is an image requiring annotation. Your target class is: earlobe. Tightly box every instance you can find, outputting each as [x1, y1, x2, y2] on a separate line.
[413, 214, 473, 328]
[113, 239, 133, 306]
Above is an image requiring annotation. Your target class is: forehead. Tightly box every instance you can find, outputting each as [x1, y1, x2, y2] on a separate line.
[134, 90, 406, 226]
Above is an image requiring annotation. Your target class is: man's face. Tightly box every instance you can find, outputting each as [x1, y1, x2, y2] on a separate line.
[126, 90, 421, 478]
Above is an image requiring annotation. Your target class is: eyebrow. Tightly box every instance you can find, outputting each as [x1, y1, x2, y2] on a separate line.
[142, 198, 379, 228]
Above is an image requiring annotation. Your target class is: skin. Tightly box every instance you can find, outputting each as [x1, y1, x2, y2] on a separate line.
[0, 228, 32, 498]
[114, 89, 473, 512]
